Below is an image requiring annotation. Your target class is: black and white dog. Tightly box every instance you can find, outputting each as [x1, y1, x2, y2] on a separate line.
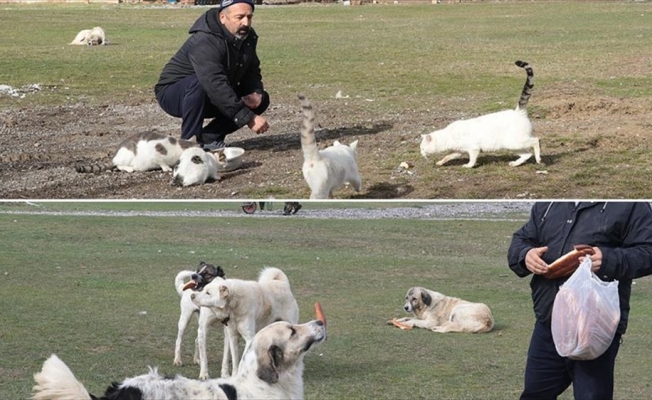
[32, 319, 327, 400]
[174, 262, 226, 368]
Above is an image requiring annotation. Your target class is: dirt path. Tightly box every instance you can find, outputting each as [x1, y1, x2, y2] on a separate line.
[2, 92, 651, 199]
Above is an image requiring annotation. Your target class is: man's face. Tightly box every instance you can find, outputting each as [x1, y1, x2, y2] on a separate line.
[219, 3, 254, 40]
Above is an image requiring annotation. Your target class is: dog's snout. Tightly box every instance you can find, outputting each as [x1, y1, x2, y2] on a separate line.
[404, 305, 410, 311]
[315, 319, 324, 327]
[191, 274, 199, 281]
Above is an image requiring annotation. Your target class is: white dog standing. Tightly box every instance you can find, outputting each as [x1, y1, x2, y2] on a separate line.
[173, 263, 227, 368]
[191, 267, 300, 379]
[70, 26, 106, 46]
[389, 286, 494, 333]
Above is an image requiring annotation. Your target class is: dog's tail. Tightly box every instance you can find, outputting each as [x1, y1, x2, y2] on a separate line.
[175, 270, 195, 296]
[258, 267, 290, 284]
[32, 355, 93, 400]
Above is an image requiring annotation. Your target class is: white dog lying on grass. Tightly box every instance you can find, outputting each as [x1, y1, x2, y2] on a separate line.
[70, 27, 106, 46]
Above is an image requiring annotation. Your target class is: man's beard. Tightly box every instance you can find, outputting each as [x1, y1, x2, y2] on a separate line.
[235, 27, 250, 40]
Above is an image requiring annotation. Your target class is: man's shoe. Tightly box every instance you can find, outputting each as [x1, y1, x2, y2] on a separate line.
[202, 140, 226, 152]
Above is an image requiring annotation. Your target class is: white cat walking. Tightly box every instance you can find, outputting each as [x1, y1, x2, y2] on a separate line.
[298, 94, 362, 199]
[420, 61, 541, 168]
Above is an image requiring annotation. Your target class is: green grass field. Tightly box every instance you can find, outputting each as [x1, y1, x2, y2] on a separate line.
[1, 2, 651, 110]
[2, 201, 652, 399]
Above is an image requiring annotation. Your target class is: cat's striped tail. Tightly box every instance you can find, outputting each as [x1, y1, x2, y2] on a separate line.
[75, 162, 115, 173]
[297, 94, 320, 163]
[515, 60, 534, 110]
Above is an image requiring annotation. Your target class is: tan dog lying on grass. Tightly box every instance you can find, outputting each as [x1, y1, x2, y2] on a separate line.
[389, 287, 494, 333]
[70, 26, 106, 46]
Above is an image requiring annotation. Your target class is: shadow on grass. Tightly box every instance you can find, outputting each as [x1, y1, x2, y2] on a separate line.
[228, 121, 394, 152]
[352, 182, 415, 199]
[435, 152, 573, 168]
[305, 356, 385, 381]
[221, 161, 264, 180]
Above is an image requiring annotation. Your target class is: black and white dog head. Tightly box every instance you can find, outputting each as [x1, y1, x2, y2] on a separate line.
[183, 261, 225, 292]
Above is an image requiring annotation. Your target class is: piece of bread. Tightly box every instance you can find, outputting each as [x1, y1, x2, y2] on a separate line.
[391, 318, 412, 330]
[543, 244, 595, 279]
[315, 302, 326, 329]
[182, 280, 197, 291]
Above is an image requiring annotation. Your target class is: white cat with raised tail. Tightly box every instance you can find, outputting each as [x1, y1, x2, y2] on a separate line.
[298, 94, 362, 199]
[420, 61, 541, 168]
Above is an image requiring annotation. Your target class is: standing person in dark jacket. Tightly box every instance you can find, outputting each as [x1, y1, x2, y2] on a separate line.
[154, 0, 269, 151]
[508, 202, 652, 400]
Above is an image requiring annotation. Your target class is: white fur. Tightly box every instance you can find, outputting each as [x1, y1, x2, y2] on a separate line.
[191, 267, 300, 379]
[303, 140, 362, 199]
[173, 271, 230, 372]
[32, 319, 326, 400]
[32, 355, 91, 400]
[112, 132, 196, 173]
[171, 147, 223, 187]
[420, 108, 541, 168]
[69, 27, 106, 46]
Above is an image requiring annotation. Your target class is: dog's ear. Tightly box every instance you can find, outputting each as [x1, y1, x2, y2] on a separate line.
[219, 285, 229, 299]
[257, 345, 283, 384]
[215, 266, 226, 278]
[421, 290, 432, 307]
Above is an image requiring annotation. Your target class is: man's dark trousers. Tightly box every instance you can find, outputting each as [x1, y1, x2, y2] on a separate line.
[156, 74, 269, 144]
[520, 320, 621, 400]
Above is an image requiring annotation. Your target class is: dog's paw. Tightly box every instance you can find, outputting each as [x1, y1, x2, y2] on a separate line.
[173, 359, 182, 367]
[198, 372, 210, 380]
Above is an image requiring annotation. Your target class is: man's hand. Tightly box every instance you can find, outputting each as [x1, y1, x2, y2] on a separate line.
[247, 115, 269, 134]
[242, 93, 262, 109]
[581, 247, 603, 272]
[525, 246, 549, 275]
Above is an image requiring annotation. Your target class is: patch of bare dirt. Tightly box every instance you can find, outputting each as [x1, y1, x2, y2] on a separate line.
[1, 94, 651, 199]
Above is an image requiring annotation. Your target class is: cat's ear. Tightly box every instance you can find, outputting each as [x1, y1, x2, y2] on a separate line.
[349, 140, 358, 151]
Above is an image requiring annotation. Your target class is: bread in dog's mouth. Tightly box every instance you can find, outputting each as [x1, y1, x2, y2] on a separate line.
[314, 302, 326, 328]
[182, 280, 198, 291]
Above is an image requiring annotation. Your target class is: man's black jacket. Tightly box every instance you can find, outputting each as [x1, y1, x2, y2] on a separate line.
[508, 202, 652, 334]
[155, 8, 264, 128]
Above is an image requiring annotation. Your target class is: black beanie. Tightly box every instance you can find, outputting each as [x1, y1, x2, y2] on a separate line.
[219, 0, 255, 11]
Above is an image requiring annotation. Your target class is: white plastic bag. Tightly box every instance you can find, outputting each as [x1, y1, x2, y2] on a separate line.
[551, 257, 620, 360]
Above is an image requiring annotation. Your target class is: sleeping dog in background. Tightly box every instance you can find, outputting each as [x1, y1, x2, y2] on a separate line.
[32, 318, 327, 400]
[70, 26, 106, 46]
[174, 262, 226, 368]
[389, 286, 494, 333]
